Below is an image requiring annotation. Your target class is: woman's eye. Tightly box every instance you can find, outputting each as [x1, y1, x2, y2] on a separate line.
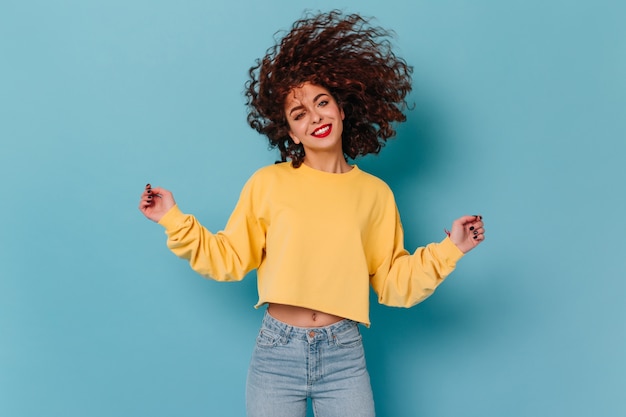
[294, 112, 304, 121]
[318, 100, 328, 107]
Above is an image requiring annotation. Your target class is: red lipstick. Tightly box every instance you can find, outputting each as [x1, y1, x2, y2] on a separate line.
[312, 124, 332, 138]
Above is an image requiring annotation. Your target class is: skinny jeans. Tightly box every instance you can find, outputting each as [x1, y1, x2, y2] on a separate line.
[246, 311, 376, 417]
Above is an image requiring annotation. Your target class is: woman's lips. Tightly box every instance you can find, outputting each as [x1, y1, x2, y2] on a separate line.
[312, 124, 332, 138]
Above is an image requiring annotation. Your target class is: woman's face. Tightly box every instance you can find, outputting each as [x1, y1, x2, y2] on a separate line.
[284, 82, 345, 160]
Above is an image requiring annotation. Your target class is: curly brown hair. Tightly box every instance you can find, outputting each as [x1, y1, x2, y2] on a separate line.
[245, 10, 413, 167]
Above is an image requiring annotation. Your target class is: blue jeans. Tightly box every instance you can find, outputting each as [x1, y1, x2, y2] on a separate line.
[246, 311, 376, 417]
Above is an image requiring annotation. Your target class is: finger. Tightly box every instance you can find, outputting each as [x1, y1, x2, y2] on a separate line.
[455, 215, 479, 226]
[149, 186, 168, 196]
[140, 191, 157, 206]
[139, 198, 152, 209]
[469, 222, 484, 231]
[469, 216, 483, 226]
[141, 184, 153, 199]
[472, 231, 485, 241]
[149, 187, 175, 205]
[139, 199, 151, 210]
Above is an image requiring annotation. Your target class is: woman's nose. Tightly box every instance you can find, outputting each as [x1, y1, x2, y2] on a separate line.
[311, 110, 322, 123]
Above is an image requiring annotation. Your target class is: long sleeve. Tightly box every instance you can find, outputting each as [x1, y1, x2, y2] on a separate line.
[369, 200, 465, 308]
[157, 179, 266, 282]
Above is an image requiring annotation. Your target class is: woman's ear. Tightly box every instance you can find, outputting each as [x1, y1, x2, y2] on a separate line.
[288, 131, 301, 145]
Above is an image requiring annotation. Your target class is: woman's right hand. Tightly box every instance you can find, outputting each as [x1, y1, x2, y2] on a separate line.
[139, 183, 176, 223]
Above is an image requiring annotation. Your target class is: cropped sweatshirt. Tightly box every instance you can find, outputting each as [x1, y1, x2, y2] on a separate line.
[158, 162, 464, 326]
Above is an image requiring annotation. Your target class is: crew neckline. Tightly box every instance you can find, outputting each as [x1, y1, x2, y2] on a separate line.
[294, 161, 360, 177]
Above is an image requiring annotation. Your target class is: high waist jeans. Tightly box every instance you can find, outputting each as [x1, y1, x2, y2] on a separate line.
[246, 311, 376, 417]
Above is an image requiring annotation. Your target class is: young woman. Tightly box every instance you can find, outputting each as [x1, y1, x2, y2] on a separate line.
[139, 11, 485, 417]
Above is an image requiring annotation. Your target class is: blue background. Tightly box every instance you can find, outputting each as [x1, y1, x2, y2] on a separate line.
[1, 1, 624, 416]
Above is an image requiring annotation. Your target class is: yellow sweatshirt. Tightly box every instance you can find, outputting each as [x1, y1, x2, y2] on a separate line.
[158, 162, 464, 326]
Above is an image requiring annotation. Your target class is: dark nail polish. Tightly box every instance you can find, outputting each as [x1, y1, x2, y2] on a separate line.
[473, 236, 478, 240]
[470, 226, 475, 231]
[473, 231, 478, 235]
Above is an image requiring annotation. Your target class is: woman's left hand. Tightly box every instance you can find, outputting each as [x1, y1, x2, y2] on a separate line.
[449, 215, 485, 253]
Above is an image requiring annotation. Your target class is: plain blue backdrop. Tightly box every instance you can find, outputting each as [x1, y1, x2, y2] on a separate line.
[1, 1, 624, 416]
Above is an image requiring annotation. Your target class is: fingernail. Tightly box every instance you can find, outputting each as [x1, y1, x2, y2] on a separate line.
[147, 189, 152, 194]
[469, 226, 475, 231]
[473, 231, 478, 235]
[146, 183, 151, 188]
[473, 236, 478, 240]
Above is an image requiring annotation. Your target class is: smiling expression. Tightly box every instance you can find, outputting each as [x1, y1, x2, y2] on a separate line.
[284, 83, 345, 159]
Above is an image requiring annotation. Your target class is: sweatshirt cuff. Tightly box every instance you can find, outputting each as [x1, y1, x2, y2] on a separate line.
[438, 236, 465, 266]
[157, 204, 186, 231]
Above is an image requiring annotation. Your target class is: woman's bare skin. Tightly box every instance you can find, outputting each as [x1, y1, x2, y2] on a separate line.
[267, 303, 344, 327]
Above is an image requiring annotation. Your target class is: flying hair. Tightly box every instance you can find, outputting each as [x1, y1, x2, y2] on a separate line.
[245, 10, 413, 167]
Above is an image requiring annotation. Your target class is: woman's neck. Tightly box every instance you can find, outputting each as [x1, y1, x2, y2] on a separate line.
[302, 154, 352, 173]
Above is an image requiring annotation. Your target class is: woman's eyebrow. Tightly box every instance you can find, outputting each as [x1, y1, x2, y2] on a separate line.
[313, 93, 328, 102]
[287, 93, 329, 116]
[288, 104, 304, 117]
